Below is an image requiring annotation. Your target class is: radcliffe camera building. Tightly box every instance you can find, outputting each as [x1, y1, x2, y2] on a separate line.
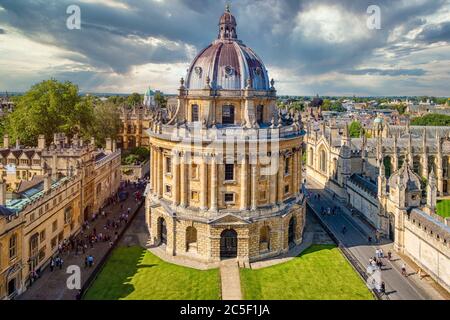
[145, 7, 306, 264]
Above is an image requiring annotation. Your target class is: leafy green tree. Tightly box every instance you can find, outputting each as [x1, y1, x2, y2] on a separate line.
[127, 92, 142, 106]
[290, 101, 305, 112]
[154, 92, 167, 108]
[88, 101, 122, 145]
[348, 121, 362, 138]
[107, 95, 126, 105]
[411, 113, 450, 126]
[4, 79, 94, 146]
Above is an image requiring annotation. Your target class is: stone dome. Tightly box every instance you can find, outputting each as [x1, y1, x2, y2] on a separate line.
[185, 7, 270, 91]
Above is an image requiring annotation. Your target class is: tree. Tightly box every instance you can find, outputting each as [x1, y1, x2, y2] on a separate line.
[107, 95, 126, 105]
[4, 79, 94, 146]
[348, 121, 362, 138]
[154, 92, 167, 108]
[88, 101, 122, 145]
[411, 113, 450, 126]
[127, 92, 142, 106]
[322, 99, 345, 112]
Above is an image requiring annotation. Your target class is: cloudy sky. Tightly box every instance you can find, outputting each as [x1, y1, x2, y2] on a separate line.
[0, 0, 449, 96]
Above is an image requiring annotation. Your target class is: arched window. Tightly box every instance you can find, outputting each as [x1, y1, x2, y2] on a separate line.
[443, 156, 449, 179]
[413, 156, 422, 176]
[222, 105, 235, 124]
[259, 226, 270, 252]
[428, 156, 436, 174]
[309, 148, 314, 166]
[333, 158, 338, 179]
[384, 156, 392, 177]
[320, 149, 327, 173]
[186, 226, 198, 253]
[398, 155, 405, 169]
[9, 234, 17, 259]
[256, 105, 264, 124]
[191, 104, 199, 122]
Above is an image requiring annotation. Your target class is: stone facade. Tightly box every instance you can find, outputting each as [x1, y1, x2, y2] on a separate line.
[145, 8, 306, 265]
[0, 134, 121, 299]
[306, 119, 450, 292]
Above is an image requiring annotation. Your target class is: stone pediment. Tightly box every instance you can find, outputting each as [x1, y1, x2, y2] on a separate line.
[210, 213, 250, 225]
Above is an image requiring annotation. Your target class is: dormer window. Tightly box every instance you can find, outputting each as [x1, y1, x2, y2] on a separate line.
[194, 67, 202, 78]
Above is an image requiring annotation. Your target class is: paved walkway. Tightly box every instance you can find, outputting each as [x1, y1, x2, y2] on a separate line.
[220, 259, 242, 300]
[18, 184, 144, 300]
[306, 177, 446, 300]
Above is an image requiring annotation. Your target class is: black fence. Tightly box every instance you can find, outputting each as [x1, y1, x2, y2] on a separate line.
[78, 199, 145, 299]
[306, 203, 387, 300]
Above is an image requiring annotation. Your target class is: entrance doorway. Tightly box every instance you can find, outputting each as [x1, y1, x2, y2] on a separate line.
[83, 206, 90, 222]
[8, 278, 16, 296]
[288, 217, 296, 247]
[158, 218, 167, 245]
[220, 229, 238, 258]
[389, 214, 395, 241]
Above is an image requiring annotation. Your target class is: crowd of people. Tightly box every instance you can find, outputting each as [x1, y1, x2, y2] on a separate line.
[27, 178, 149, 292]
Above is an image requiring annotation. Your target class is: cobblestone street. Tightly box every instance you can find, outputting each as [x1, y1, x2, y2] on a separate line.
[18, 184, 144, 300]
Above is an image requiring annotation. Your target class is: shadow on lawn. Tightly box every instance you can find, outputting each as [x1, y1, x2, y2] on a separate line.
[85, 246, 157, 300]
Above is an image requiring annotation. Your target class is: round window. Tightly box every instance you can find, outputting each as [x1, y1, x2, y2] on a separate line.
[224, 66, 233, 76]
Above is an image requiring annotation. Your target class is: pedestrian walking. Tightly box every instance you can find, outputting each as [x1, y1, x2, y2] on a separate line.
[401, 263, 407, 277]
[380, 282, 386, 295]
[50, 257, 55, 272]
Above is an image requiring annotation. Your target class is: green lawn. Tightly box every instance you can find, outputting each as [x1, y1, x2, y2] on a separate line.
[436, 200, 450, 218]
[240, 244, 374, 300]
[84, 246, 221, 300]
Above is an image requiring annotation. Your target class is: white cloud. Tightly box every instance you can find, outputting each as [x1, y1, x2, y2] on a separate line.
[77, 0, 130, 10]
[293, 4, 370, 44]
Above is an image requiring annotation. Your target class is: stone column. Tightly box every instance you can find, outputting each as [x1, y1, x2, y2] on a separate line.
[210, 155, 218, 211]
[153, 147, 157, 193]
[251, 163, 258, 210]
[269, 156, 277, 204]
[158, 149, 163, 198]
[240, 155, 248, 210]
[293, 150, 299, 194]
[150, 147, 154, 191]
[172, 152, 179, 206]
[200, 157, 208, 210]
[277, 154, 284, 204]
[180, 154, 187, 208]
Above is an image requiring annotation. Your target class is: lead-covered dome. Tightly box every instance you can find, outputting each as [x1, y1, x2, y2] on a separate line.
[185, 6, 270, 91]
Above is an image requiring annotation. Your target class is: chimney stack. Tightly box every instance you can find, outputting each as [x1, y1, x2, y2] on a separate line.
[38, 135, 46, 149]
[15, 138, 20, 149]
[44, 172, 51, 192]
[105, 138, 112, 153]
[3, 134, 9, 149]
[0, 180, 6, 206]
[90, 137, 95, 146]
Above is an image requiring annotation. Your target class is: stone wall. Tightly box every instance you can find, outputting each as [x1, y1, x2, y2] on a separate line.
[403, 216, 450, 291]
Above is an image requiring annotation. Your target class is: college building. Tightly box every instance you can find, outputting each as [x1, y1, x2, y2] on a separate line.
[145, 7, 306, 265]
[0, 133, 121, 299]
